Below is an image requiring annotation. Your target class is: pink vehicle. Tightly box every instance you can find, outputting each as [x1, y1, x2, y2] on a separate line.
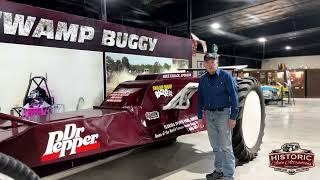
[11, 75, 54, 120]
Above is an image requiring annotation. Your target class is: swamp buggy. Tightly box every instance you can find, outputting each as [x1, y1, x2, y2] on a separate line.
[0, 71, 265, 180]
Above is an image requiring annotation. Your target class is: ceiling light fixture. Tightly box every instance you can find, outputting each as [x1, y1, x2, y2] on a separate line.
[257, 37, 267, 43]
[285, 46, 292, 50]
[211, 23, 221, 29]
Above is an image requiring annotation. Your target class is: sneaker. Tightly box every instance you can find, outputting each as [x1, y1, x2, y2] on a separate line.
[206, 170, 224, 180]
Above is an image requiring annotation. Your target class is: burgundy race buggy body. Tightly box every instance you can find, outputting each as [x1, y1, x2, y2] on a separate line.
[0, 71, 265, 179]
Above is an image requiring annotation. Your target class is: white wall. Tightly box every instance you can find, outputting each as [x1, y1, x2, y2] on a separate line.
[192, 53, 205, 69]
[0, 43, 104, 114]
[262, 55, 320, 70]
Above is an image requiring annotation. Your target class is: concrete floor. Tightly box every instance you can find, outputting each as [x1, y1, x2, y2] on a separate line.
[44, 99, 320, 180]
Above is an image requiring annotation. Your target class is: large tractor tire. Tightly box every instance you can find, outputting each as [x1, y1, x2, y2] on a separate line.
[232, 77, 266, 163]
[0, 153, 39, 180]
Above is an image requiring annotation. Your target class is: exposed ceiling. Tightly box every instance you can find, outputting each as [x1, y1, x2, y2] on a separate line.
[8, 0, 320, 64]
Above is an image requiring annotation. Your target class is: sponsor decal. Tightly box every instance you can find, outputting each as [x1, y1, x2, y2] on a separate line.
[41, 124, 100, 162]
[106, 92, 130, 103]
[145, 111, 160, 121]
[106, 88, 140, 103]
[269, 142, 315, 175]
[162, 73, 192, 79]
[154, 116, 201, 139]
[152, 84, 173, 99]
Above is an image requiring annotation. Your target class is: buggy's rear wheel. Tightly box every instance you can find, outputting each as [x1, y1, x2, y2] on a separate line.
[232, 77, 266, 163]
[0, 153, 39, 180]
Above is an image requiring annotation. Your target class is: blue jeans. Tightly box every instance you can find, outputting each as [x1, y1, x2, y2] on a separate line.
[206, 108, 235, 180]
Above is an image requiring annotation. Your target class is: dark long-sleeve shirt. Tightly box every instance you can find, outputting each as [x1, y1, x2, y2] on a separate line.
[197, 68, 239, 120]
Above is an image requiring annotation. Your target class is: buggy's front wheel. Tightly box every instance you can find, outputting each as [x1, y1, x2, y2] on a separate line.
[0, 153, 39, 180]
[232, 77, 266, 163]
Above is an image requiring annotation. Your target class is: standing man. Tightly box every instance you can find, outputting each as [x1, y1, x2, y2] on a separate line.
[198, 48, 239, 180]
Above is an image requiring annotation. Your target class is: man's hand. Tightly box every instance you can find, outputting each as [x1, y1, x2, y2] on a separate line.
[198, 119, 205, 129]
[228, 119, 236, 129]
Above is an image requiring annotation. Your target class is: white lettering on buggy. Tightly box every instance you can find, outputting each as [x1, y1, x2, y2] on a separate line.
[43, 124, 99, 159]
